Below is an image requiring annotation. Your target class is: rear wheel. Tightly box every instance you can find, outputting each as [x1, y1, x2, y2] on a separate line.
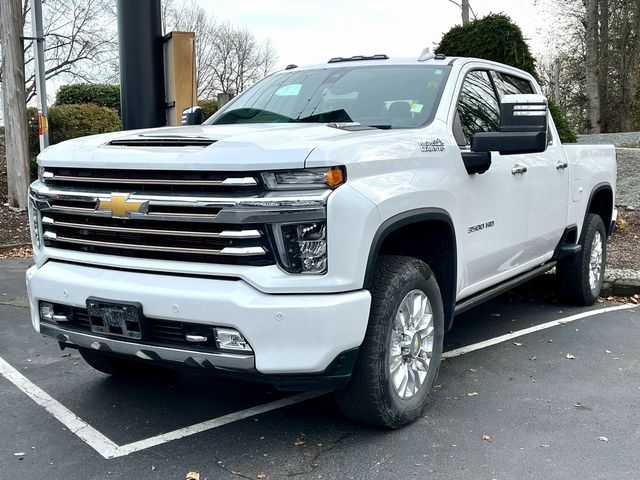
[79, 348, 168, 377]
[557, 213, 607, 305]
[336, 255, 444, 428]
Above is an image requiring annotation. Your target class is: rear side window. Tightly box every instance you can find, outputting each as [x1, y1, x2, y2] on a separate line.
[492, 72, 534, 97]
[455, 70, 500, 145]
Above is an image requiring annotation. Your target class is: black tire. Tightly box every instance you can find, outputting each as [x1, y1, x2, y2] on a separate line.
[335, 255, 444, 428]
[557, 213, 607, 305]
[78, 348, 168, 377]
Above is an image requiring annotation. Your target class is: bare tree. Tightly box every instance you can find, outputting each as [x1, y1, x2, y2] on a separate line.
[447, 0, 476, 24]
[163, 1, 278, 100]
[0, 0, 117, 104]
[585, 0, 601, 133]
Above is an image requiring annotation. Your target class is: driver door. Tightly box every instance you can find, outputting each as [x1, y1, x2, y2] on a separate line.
[452, 69, 529, 299]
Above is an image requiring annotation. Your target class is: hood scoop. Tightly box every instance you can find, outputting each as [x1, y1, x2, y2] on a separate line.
[109, 134, 217, 148]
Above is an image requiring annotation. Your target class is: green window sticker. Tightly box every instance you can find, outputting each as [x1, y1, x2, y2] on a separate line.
[410, 103, 424, 113]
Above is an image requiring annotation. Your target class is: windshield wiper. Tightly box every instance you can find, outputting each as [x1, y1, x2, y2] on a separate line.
[327, 123, 393, 131]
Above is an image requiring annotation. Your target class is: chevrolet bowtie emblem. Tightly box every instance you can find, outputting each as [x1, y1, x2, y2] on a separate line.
[97, 193, 148, 218]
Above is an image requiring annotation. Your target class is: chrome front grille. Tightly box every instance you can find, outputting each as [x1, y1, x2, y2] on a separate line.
[31, 167, 329, 268]
[39, 210, 272, 265]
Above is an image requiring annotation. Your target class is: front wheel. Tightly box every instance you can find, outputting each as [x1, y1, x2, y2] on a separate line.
[557, 213, 607, 305]
[335, 255, 444, 428]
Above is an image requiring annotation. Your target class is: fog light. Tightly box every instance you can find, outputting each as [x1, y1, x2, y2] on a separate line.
[40, 302, 54, 321]
[213, 328, 252, 352]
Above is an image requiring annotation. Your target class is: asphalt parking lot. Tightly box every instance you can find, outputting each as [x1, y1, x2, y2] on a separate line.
[1, 258, 638, 480]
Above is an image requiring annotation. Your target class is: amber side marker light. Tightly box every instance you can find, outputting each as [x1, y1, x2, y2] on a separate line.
[325, 166, 346, 188]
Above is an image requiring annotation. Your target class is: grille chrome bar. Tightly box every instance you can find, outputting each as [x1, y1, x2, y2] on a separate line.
[44, 172, 258, 187]
[41, 216, 261, 239]
[44, 231, 267, 256]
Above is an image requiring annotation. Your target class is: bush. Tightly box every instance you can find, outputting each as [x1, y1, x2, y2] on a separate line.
[48, 104, 121, 145]
[198, 99, 219, 120]
[55, 84, 121, 112]
[26, 104, 120, 179]
[436, 14, 577, 143]
[548, 100, 577, 143]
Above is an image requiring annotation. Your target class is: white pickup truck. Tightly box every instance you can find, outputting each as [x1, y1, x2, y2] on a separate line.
[27, 54, 616, 428]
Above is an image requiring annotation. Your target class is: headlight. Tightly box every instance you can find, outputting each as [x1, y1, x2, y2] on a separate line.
[273, 221, 327, 274]
[262, 166, 345, 190]
[28, 198, 41, 252]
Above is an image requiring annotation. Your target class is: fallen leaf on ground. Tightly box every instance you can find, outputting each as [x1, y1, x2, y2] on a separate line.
[598, 436, 609, 443]
[513, 342, 523, 346]
[294, 437, 305, 446]
[540, 444, 550, 448]
[481, 434, 493, 442]
[605, 350, 612, 354]
[469, 368, 477, 373]
[631, 297, 638, 304]
[257, 473, 267, 479]
[566, 353, 575, 359]
[151, 465, 156, 471]
[434, 384, 443, 389]
[529, 356, 537, 361]
[14, 452, 25, 458]
[467, 392, 479, 397]
[186, 472, 200, 480]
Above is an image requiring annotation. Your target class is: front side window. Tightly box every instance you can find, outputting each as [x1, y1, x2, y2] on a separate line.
[455, 70, 501, 145]
[492, 71, 534, 97]
[206, 65, 451, 129]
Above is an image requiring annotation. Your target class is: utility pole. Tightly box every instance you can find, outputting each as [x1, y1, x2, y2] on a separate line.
[0, 0, 30, 209]
[30, 0, 49, 149]
[462, 0, 470, 24]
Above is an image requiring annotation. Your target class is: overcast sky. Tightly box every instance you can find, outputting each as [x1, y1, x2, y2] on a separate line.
[194, 0, 550, 68]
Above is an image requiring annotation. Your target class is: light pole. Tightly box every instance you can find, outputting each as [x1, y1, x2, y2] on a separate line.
[30, 0, 49, 149]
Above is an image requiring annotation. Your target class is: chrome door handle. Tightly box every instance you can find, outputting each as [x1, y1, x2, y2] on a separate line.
[556, 161, 569, 170]
[511, 164, 528, 175]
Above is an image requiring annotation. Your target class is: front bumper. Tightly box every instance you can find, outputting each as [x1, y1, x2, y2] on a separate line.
[26, 261, 371, 377]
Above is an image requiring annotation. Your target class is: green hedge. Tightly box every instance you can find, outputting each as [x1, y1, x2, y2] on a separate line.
[55, 84, 121, 112]
[27, 104, 121, 179]
[198, 99, 219, 120]
[436, 14, 577, 143]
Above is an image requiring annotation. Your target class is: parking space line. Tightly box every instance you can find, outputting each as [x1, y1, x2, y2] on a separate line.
[442, 303, 636, 359]
[0, 353, 324, 459]
[0, 356, 120, 459]
[113, 391, 325, 458]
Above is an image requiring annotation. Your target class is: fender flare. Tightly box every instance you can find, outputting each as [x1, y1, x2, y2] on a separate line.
[584, 182, 614, 237]
[363, 208, 457, 330]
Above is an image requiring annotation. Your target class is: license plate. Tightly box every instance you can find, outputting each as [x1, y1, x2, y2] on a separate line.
[86, 298, 142, 339]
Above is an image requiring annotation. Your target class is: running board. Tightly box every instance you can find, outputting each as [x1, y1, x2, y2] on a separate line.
[454, 262, 557, 316]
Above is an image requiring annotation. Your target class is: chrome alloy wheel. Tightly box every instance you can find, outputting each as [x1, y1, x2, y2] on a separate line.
[589, 230, 604, 291]
[388, 289, 435, 399]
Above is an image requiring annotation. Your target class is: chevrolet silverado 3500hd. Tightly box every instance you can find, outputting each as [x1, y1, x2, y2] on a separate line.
[27, 54, 616, 428]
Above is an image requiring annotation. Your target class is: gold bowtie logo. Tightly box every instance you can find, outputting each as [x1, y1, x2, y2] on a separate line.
[97, 193, 148, 218]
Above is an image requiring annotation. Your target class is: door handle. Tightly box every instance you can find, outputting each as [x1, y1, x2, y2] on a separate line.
[556, 161, 569, 170]
[511, 164, 528, 175]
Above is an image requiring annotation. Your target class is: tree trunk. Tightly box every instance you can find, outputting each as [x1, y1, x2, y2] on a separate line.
[585, 0, 601, 133]
[598, 0, 609, 132]
[0, 0, 30, 209]
[461, 0, 470, 24]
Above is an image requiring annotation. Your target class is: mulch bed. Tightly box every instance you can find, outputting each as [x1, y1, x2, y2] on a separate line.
[0, 135, 31, 247]
[608, 209, 640, 270]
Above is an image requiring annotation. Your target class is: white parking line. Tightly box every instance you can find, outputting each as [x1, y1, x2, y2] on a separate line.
[0, 356, 119, 459]
[442, 303, 636, 359]
[0, 303, 635, 458]
[0, 355, 322, 459]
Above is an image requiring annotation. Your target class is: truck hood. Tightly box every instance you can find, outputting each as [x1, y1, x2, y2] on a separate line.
[38, 123, 380, 171]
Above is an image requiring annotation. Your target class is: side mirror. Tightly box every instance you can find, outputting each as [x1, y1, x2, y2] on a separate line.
[181, 106, 204, 126]
[471, 94, 548, 155]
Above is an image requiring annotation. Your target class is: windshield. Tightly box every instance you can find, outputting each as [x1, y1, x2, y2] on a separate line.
[206, 65, 451, 129]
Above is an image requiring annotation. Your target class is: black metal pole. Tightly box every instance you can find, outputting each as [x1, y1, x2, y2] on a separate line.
[117, 0, 165, 130]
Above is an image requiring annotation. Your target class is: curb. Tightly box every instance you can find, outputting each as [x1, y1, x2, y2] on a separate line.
[602, 279, 640, 297]
[0, 243, 30, 253]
